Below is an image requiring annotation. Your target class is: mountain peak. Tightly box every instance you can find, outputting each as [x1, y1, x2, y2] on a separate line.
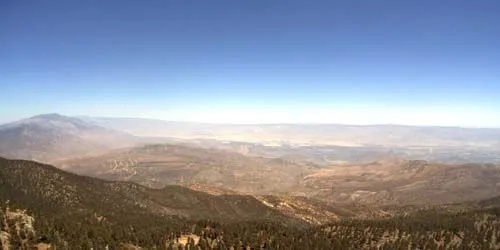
[4, 113, 98, 132]
[29, 113, 82, 123]
[31, 113, 64, 118]
[0, 114, 137, 162]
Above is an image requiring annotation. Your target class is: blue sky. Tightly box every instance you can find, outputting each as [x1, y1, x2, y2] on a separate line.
[1, 1, 499, 126]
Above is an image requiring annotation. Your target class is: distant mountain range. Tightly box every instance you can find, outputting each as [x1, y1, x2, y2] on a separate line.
[0, 114, 139, 162]
[81, 116, 500, 147]
[2, 113, 500, 165]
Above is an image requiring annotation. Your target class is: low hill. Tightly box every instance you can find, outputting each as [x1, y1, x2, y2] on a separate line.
[56, 144, 315, 194]
[59, 145, 500, 206]
[304, 159, 500, 205]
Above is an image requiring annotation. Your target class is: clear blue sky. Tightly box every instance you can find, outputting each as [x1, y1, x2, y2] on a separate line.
[1, 1, 499, 126]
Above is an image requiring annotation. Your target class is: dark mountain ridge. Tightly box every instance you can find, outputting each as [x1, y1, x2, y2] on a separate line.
[0, 157, 292, 223]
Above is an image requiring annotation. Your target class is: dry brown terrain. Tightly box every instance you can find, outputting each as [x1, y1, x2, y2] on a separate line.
[305, 159, 500, 205]
[57, 144, 500, 207]
[57, 144, 315, 195]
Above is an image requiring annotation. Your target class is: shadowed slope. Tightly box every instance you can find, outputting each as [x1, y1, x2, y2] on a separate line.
[0, 157, 296, 223]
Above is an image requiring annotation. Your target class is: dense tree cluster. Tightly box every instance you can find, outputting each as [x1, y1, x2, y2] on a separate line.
[1, 202, 499, 249]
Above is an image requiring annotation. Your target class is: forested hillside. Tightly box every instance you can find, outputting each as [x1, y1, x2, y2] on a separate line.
[1, 157, 499, 249]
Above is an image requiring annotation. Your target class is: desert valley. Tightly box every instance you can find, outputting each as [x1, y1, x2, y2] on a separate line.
[1, 114, 500, 249]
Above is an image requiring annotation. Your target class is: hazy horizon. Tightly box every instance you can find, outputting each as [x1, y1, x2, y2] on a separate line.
[1, 112, 500, 129]
[2, 1, 499, 127]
